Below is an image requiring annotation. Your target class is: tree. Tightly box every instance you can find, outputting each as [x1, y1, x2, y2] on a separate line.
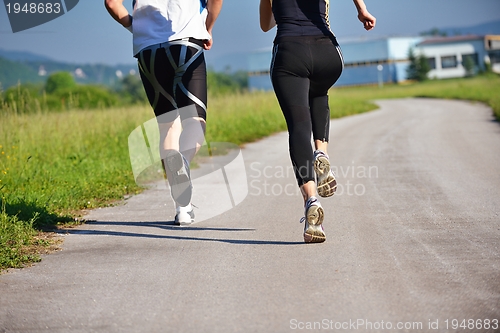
[119, 74, 147, 104]
[45, 71, 76, 94]
[420, 27, 447, 37]
[207, 70, 248, 95]
[484, 55, 493, 73]
[407, 48, 431, 82]
[462, 56, 476, 77]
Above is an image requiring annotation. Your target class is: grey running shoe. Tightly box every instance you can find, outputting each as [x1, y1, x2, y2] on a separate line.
[175, 205, 195, 226]
[301, 196, 326, 243]
[164, 150, 192, 207]
[314, 150, 337, 198]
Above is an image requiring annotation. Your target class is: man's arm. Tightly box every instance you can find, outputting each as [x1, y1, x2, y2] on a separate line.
[204, 0, 224, 50]
[353, 0, 376, 31]
[259, 0, 275, 32]
[104, 0, 132, 29]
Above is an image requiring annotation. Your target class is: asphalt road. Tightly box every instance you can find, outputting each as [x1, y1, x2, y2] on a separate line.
[1, 99, 499, 333]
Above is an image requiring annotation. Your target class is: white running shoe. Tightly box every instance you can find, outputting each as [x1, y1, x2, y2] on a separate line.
[164, 150, 192, 207]
[175, 204, 195, 226]
[313, 150, 337, 198]
[301, 196, 326, 243]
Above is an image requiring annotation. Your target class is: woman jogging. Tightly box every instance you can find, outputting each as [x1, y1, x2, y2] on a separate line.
[259, 0, 376, 243]
[105, 0, 223, 225]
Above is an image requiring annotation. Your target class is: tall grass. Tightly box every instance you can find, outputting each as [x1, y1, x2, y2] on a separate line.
[1, 74, 499, 270]
[1, 82, 121, 114]
[0, 106, 151, 216]
[0, 106, 153, 269]
[206, 91, 284, 144]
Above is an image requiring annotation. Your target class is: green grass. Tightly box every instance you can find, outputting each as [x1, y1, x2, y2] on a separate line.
[0, 203, 40, 269]
[0, 107, 151, 214]
[205, 91, 285, 144]
[0, 106, 153, 269]
[329, 74, 500, 120]
[1, 74, 499, 270]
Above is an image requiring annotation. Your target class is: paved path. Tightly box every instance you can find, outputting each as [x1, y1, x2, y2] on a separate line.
[1, 99, 499, 333]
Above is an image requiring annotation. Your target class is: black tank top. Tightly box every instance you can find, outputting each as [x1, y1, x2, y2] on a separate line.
[272, 0, 333, 40]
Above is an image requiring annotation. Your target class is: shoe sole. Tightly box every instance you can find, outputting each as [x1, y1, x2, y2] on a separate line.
[164, 151, 192, 207]
[175, 219, 195, 226]
[303, 204, 326, 243]
[315, 155, 337, 198]
[178, 221, 194, 226]
[175, 211, 195, 226]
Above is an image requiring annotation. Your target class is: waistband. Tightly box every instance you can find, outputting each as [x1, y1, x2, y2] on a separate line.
[274, 34, 337, 45]
[136, 38, 204, 57]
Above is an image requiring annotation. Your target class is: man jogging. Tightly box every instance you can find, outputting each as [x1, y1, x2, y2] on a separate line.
[105, 0, 223, 225]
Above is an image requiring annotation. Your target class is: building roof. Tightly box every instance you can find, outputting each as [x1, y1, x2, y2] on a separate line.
[418, 35, 484, 46]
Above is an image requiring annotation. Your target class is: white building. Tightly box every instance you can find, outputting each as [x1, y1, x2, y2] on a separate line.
[334, 37, 423, 86]
[416, 35, 500, 79]
[247, 35, 500, 90]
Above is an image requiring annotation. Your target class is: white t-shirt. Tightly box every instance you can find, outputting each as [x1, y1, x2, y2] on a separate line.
[131, 0, 211, 56]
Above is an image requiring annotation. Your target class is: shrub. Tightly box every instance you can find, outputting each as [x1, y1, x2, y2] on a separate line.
[116, 74, 148, 104]
[207, 70, 248, 95]
[45, 71, 77, 94]
[1, 83, 45, 114]
[49, 85, 120, 110]
[407, 48, 431, 81]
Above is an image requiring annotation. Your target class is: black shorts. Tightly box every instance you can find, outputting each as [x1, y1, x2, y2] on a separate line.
[271, 35, 344, 99]
[136, 38, 207, 122]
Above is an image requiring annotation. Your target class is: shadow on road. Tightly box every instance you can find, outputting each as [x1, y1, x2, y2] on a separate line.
[84, 220, 256, 232]
[59, 221, 303, 246]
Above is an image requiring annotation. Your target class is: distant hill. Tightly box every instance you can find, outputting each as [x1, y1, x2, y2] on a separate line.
[444, 19, 500, 36]
[0, 57, 43, 89]
[0, 49, 53, 63]
[421, 19, 500, 37]
[0, 49, 138, 90]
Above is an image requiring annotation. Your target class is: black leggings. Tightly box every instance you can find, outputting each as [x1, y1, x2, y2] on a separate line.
[271, 35, 343, 186]
[137, 38, 207, 122]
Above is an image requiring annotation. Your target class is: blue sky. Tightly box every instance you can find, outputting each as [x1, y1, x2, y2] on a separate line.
[1, 0, 500, 66]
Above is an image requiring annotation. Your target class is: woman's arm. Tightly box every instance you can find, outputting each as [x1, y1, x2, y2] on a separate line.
[353, 0, 376, 31]
[104, 0, 132, 28]
[204, 0, 224, 50]
[259, 0, 276, 32]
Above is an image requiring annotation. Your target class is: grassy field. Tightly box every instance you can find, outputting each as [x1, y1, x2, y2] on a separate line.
[0, 106, 151, 269]
[329, 73, 500, 120]
[1, 74, 499, 270]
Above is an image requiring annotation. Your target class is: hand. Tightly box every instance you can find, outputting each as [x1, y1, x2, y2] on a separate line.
[203, 36, 213, 50]
[358, 10, 376, 31]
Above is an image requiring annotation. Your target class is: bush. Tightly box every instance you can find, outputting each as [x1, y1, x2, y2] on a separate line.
[1, 83, 45, 114]
[0, 69, 251, 114]
[407, 48, 431, 81]
[45, 71, 77, 94]
[49, 85, 120, 110]
[116, 74, 147, 104]
[207, 70, 248, 95]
